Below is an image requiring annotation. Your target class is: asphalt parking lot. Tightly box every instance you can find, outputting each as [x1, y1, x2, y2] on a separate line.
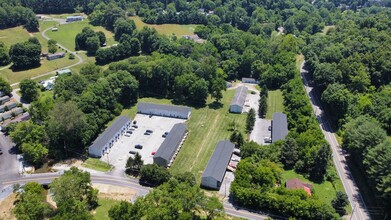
[101, 114, 185, 170]
[218, 154, 240, 197]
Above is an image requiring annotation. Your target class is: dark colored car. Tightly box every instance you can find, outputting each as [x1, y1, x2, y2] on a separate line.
[126, 130, 133, 134]
[0, 149, 3, 155]
[268, 126, 272, 131]
[129, 150, 136, 154]
[135, 144, 143, 149]
[144, 132, 150, 135]
[146, 129, 153, 133]
[133, 120, 137, 124]
[132, 125, 138, 128]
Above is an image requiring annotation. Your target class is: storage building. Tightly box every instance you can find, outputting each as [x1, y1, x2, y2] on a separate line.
[66, 16, 83, 22]
[201, 140, 235, 189]
[88, 116, 131, 157]
[0, 96, 10, 105]
[242, 77, 259, 84]
[56, 69, 71, 76]
[153, 123, 187, 167]
[272, 112, 288, 143]
[229, 86, 248, 113]
[47, 52, 65, 60]
[137, 102, 191, 119]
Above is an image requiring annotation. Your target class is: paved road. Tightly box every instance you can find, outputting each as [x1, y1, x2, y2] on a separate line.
[0, 133, 19, 181]
[9, 21, 84, 87]
[300, 61, 370, 220]
[0, 173, 270, 220]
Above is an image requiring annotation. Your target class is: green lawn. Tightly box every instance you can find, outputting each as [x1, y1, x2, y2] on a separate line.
[94, 198, 121, 220]
[45, 19, 116, 51]
[83, 158, 113, 172]
[282, 170, 346, 208]
[130, 16, 198, 36]
[265, 90, 284, 119]
[170, 90, 247, 181]
[0, 26, 31, 48]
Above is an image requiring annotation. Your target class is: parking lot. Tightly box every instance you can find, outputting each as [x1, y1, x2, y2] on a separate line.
[101, 114, 185, 170]
[218, 153, 240, 197]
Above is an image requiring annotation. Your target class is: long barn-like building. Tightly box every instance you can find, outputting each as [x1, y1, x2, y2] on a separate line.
[153, 123, 187, 167]
[229, 86, 248, 113]
[137, 102, 191, 119]
[201, 140, 235, 189]
[88, 116, 131, 157]
[272, 112, 288, 143]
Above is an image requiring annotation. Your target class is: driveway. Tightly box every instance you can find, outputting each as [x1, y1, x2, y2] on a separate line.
[0, 133, 20, 181]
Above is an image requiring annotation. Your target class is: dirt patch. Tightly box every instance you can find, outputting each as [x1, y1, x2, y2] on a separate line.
[0, 194, 16, 220]
[93, 183, 137, 201]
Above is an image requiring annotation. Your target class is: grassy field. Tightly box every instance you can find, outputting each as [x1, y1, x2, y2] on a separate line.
[94, 198, 121, 220]
[82, 158, 113, 172]
[0, 26, 31, 48]
[266, 90, 284, 119]
[45, 20, 116, 51]
[170, 90, 247, 181]
[130, 16, 198, 36]
[282, 170, 346, 208]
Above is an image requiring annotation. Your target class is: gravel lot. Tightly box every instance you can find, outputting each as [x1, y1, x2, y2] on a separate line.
[101, 114, 185, 170]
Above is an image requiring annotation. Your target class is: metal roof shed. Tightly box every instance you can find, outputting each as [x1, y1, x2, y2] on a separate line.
[89, 116, 131, 157]
[201, 140, 235, 190]
[272, 112, 288, 143]
[0, 96, 10, 105]
[137, 102, 191, 119]
[153, 123, 187, 167]
[229, 86, 248, 113]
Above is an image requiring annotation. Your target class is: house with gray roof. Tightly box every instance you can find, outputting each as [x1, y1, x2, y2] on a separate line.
[0, 96, 10, 105]
[153, 123, 187, 167]
[242, 77, 259, 84]
[272, 112, 288, 143]
[137, 102, 191, 119]
[229, 86, 248, 113]
[89, 116, 131, 157]
[201, 140, 235, 189]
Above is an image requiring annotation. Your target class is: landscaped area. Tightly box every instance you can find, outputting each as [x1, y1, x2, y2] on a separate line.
[266, 89, 284, 119]
[130, 16, 198, 36]
[82, 158, 113, 172]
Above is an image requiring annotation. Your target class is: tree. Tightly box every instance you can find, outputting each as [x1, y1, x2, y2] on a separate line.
[200, 196, 224, 220]
[139, 164, 171, 186]
[20, 142, 48, 166]
[321, 83, 351, 122]
[86, 36, 100, 55]
[9, 121, 47, 146]
[0, 76, 12, 95]
[230, 130, 244, 149]
[211, 77, 226, 102]
[50, 167, 98, 210]
[114, 18, 136, 41]
[52, 198, 94, 220]
[246, 108, 256, 133]
[29, 94, 55, 124]
[310, 144, 331, 181]
[108, 201, 134, 220]
[9, 39, 41, 69]
[126, 152, 143, 175]
[0, 41, 10, 66]
[331, 191, 348, 215]
[280, 137, 299, 169]
[96, 31, 106, 46]
[20, 79, 39, 102]
[48, 39, 57, 54]
[13, 182, 51, 220]
[258, 88, 268, 117]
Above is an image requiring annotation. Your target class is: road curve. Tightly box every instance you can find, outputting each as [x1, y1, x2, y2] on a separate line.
[0, 173, 270, 220]
[10, 22, 84, 87]
[300, 61, 370, 220]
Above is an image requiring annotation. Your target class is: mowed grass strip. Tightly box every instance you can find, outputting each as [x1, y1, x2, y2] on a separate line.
[45, 19, 116, 51]
[83, 158, 113, 172]
[94, 198, 121, 220]
[171, 89, 247, 181]
[0, 26, 31, 48]
[130, 16, 198, 36]
[265, 89, 284, 119]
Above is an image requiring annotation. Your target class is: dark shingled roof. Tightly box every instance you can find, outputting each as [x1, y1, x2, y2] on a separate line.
[138, 102, 191, 118]
[230, 86, 248, 108]
[202, 140, 234, 183]
[153, 123, 187, 166]
[272, 112, 288, 143]
[89, 116, 130, 154]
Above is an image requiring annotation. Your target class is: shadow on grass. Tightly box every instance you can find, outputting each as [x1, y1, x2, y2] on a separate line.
[208, 101, 223, 110]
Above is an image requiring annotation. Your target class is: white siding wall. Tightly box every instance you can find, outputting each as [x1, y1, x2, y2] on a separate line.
[201, 176, 218, 189]
[139, 109, 188, 119]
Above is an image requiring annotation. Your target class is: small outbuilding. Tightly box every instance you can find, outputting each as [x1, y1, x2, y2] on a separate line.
[47, 52, 65, 61]
[229, 86, 248, 113]
[88, 116, 131, 157]
[0, 96, 10, 105]
[272, 112, 288, 143]
[56, 69, 71, 76]
[286, 178, 313, 196]
[241, 77, 259, 84]
[66, 16, 83, 22]
[137, 102, 191, 119]
[201, 140, 235, 190]
[153, 123, 187, 167]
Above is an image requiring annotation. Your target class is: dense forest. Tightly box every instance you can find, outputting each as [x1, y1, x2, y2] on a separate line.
[0, 0, 390, 219]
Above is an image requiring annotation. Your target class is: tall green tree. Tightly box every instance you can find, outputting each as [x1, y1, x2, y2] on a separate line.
[114, 18, 136, 41]
[9, 39, 41, 69]
[332, 191, 348, 216]
[246, 108, 256, 133]
[0, 41, 10, 66]
[20, 78, 39, 102]
[280, 137, 299, 169]
[0, 76, 12, 95]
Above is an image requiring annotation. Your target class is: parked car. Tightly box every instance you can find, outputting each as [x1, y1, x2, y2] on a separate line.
[231, 158, 240, 162]
[135, 144, 143, 149]
[164, 132, 169, 135]
[233, 148, 240, 155]
[144, 132, 150, 135]
[129, 128, 135, 131]
[129, 150, 136, 154]
[151, 152, 156, 155]
[133, 120, 137, 124]
[132, 125, 138, 128]
[126, 130, 133, 134]
[146, 129, 153, 133]
[149, 115, 153, 118]
[264, 137, 272, 143]
[268, 126, 272, 131]
[0, 148, 3, 155]
[125, 133, 131, 137]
